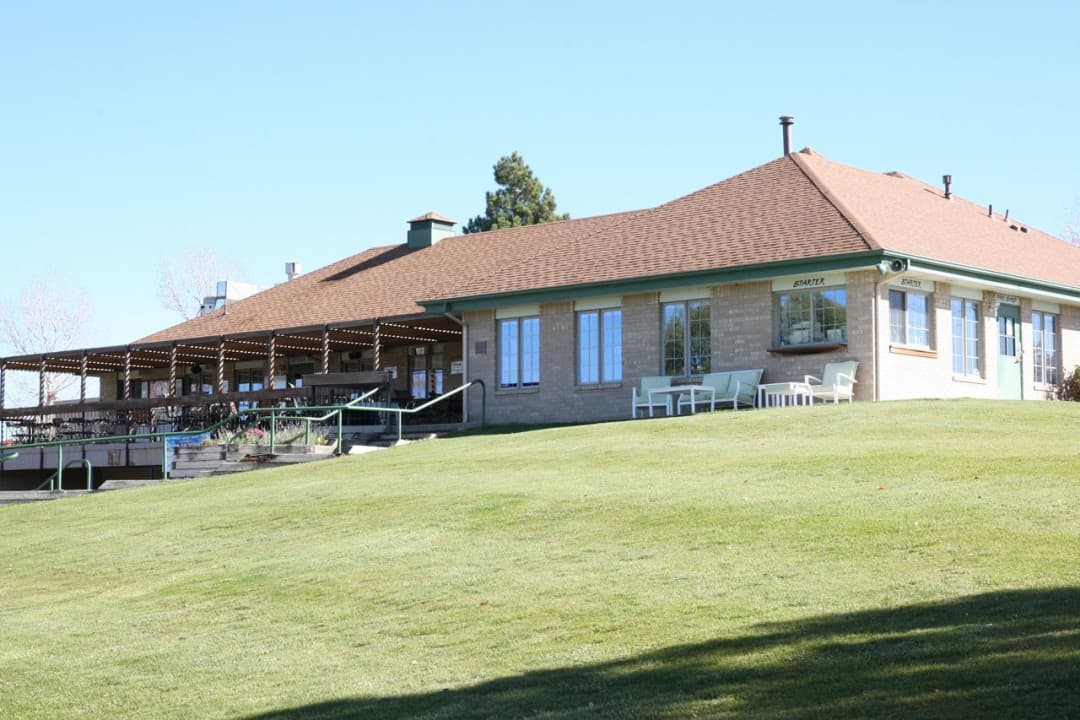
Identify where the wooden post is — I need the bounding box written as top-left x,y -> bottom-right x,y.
321,325 -> 330,374
168,343 -> 178,398
267,332 -> 276,389
123,347 -> 132,400
373,320 -> 381,371
80,352 -> 88,403
216,338 -> 226,394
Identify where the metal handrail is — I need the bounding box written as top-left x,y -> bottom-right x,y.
222,386 -> 384,449
0,381 -> 488,487
35,458 -> 93,492
338,380 -> 485,443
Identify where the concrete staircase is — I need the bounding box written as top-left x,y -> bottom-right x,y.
169,444 -> 337,479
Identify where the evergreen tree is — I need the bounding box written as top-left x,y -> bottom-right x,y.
463,152 -> 569,234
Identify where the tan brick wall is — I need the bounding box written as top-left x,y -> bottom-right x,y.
461,275 -> 1080,425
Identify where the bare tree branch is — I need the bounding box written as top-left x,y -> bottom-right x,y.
0,277 -> 92,405
156,248 -> 246,320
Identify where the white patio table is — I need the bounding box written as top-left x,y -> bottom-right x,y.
756,382 -> 811,408
648,384 -> 716,415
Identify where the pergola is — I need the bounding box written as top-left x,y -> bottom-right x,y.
0,314 -> 463,413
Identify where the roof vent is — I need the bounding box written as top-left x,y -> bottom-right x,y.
779,116 -> 794,155
285,262 -> 302,281
407,212 -> 456,249
943,174 -> 952,200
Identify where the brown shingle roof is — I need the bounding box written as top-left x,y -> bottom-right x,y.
135,210 -> 635,344
792,149 -> 1080,288
136,149 -> 1080,346
432,154 -> 874,300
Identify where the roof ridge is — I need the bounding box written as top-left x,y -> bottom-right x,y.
453,209 -> 636,239
424,209 -> 648,302
788,151 -> 881,252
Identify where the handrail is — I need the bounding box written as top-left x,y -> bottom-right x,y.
222,386 -> 384,450
0,451 -> 17,463
0,381 -> 485,487
35,458 -> 93,492
336,380 -> 485,443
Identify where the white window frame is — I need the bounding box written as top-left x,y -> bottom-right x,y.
951,297 -> 981,377
499,316 -> 540,388
577,308 -> 622,385
889,289 -> 931,347
1032,311 -> 1060,386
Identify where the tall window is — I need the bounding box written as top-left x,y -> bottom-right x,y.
662,300 -> 710,376
578,308 -> 622,384
951,298 -> 980,376
499,317 -> 540,388
889,290 -> 930,346
776,288 -> 847,347
235,369 -> 265,410
1032,311 -> 1060,385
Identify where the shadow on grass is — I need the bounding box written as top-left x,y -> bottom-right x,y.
242,588 -> 1079,719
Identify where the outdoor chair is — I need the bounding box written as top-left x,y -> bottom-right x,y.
631,376 -> 673,418
803,360 -> 859,404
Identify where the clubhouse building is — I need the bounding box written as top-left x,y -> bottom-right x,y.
3,130 -> 1080,435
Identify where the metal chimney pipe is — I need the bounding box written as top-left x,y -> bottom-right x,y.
943,174 -> 952,200
779,116 -> 794,155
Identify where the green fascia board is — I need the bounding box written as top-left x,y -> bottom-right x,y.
901,253 -> 1080,302
422,249 -> 1080,313
420,251 -> 890,312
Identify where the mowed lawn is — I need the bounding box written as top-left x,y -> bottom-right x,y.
1,400 -> 1078,719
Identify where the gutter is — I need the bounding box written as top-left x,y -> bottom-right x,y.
421,250 -> 890,313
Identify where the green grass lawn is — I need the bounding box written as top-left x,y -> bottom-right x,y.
1,399 -> 1078,719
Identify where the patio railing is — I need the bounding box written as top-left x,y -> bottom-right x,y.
0,380 -> 486,490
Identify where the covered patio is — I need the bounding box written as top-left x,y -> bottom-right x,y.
0,314 -> 466,446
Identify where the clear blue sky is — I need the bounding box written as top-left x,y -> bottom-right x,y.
2,1 -> 1078,352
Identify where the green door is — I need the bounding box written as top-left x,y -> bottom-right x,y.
997,304 -> 1022,399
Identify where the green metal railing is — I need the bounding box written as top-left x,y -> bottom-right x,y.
0,380 -> 486,489
37,458 -> 94,492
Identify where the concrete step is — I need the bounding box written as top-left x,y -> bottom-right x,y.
173,458 -> 235,470
173,447 -> 228,460
0,490 -> 92,503
98,479 -> 172,490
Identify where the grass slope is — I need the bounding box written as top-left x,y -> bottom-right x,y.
1,400 -> 1078,719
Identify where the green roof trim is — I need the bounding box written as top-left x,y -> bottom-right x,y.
421,251 -> 890,311
899,253 -> 1080,301
422,249 -> 1080,313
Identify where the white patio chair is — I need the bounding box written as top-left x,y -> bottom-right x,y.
804,361 -> 859,404
631,376 -> 673,418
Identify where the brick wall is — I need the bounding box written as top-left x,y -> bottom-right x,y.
460,273 -> 1080,425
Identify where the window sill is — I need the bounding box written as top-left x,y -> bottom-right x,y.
575,382 -> 622,392
889,345 -> 937,359
495,386 -> 540,396
951,374 -> 985,385
767,342 -> 847,356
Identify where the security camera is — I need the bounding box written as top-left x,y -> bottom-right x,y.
876,261 -> 890,276
889,259 -> 908,273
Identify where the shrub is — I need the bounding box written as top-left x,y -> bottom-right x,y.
1058,366 -> 1080,401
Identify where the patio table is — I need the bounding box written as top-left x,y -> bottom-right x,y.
648,384 -> 716,415
756,382 -> 811,408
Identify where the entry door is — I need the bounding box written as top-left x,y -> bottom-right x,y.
997,304 -> 1022,399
